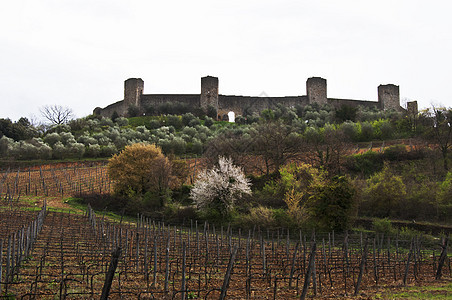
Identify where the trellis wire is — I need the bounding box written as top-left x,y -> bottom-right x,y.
0,205 -> 450,299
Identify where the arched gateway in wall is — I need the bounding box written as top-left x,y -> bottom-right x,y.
94,76 -> 416,119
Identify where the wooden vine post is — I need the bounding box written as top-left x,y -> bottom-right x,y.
435,237 -> 449,280
100,246 -> 122,300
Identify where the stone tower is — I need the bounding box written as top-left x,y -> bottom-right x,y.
124,78 -> 144,107
406,100 -> 418,115
378,84 -> 400,111
307,77 -> 327,105
200,76 -> 219,113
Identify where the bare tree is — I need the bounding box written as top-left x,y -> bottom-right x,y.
252,120 -> 305,175
423,105 -> 452,171
40,105 -> 74,125
204,120 -> 305,175
304,125 -> 354,175
204,131 -> 254,171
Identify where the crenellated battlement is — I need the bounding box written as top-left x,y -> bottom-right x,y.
94,76 -> 412,120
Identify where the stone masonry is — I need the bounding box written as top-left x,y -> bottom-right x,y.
94,76 -> 413,120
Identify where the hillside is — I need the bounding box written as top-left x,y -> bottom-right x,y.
1,104 -> 451,231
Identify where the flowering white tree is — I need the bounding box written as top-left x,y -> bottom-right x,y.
190,156 -> 252,214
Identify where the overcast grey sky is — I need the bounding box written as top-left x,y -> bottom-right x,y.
1,0 -> 451,122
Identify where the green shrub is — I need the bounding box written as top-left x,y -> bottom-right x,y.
253,176 -> 286,208
128,105 -> 141,117
235,115 -> 246,125
144,105 -> 155,115
124,195 -> 146,215
44,132 -> 61,147
172,185 -> 193,205
238,206 -> 276,230
143,191 -> 166,209
246,114 -> 260,124
261,109 -> 276,121
362,164 -> 406,218
437,171 -> 452,206
116,117 -> 129,127
182,113 -> 196,126
272,209 -> 296,229
247,173 -> 280,191
378,120 -> 394,140
291,118 -> 307,133
359,122 -> 374,141
165,205 -> 198,223
166,115 -> 183,130
335,105 -> 357,122
198,207 -> 237,224
383,144 -> 408,161
85,144 -> 101,157
188,118 -> 201,127
207,105 -> 217,119
372,218 -> 394,235
182,126 -> 197,138
52,142 -> 66,159
341,121 -> 359,141
100,143 -> 118,157
77,193 -> 128,213
345,151 -> 383,177
398,226 -> 423,241
188,139 -> 203,155
310,175 -> 356,232
204,117 -> 214,127
147,119 -> 161,129
160,137 -> 186,155
403,180 -> 438,221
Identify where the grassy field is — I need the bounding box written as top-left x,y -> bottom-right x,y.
373,281 -> 452,299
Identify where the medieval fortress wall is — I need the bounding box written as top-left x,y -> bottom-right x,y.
94,76 -> 413,119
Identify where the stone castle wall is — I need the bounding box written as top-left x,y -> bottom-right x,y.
218,95 -> 308,118
327,98 -> 380,110
94,100 -> 127,118
94,76 -> 409,119
140,94 -> 200,110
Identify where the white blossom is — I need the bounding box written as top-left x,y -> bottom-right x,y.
190,156 -> 251,213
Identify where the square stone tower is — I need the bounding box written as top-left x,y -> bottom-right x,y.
124,78 -> 144,107
378,84 -> 400,111
406,100 -> 418,115
200,76 -> 219,113
307,77 -> 327,105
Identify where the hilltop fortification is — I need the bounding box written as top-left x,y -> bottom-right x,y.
94,76 -> 414,120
